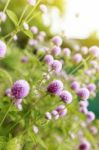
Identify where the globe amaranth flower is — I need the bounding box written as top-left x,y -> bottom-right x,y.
31,26 -> 38,34
56,105 -> 67,117
51,46 -> 61,56
87,83 -> 96,92
77,88 -> 90,100
0,11 -> 6,22
52,36 -> 62,46
28,0 -> 36,6
0,40 -> 7,58
71,81 -> 80,91
51,60 -> 62,73
11,80 -> 30,99
60,90 -> 72,104
47,80 -> 63,95
63,48 -> 71,57
39,4 -> 47,13
44,54 -> 54,65
79,101 -> 89,108
86,111 -> 95,123
89,46 -> 99,57
73,53 -> 83,64
78,140 -> 90,150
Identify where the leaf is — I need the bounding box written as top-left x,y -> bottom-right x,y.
6,9 -> 18,26
23,30 -> 33,38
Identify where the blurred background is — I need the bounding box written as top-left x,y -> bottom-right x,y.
0,0 -> 99,117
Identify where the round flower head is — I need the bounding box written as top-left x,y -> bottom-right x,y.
51,46 -> 61,56
11,80 -> 30,99
47,80 -> 63,95
44,54 -> 53,65
51,60 -> 62,73
13,35 -> 18,41
45,112 -> 52,120
21,56 -> 28,63
51,110 -> 59,120
77,88 -> 90,100
31,26 -> 38,34
28,0 -> 36,6
87,83 -> 96,92
79,107 -> 88,115
60,90 -> 72,104
78,140 -> 90,150
89,46 -> 99,57
0,11 -> 6,22
89,126 -> 98,135
73,53 -> 83,64
56,105 -> 67,117
0,40 -> 7,58
32,125 -> 38,134
23,22 -> 29,30
79,101 -> 89,108
71,81 -> 80,91
81,46 -> 88,55
40,4 -> 47,13
28,39 -> 38,46
63,48 -> 71,57
86,111 -> 95,123
52,36 -> 62,46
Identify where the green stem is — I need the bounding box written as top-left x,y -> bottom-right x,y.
18,5 -> 29,25
27,11 -> 41,23
25,0 -> 41,22
3,0 -> 11,12
0,68 -> 13,85
0,102 -> 13,127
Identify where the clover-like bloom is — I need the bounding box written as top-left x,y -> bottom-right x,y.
71,81 -> 80,91
60,90 -> 72,104
0,11 -> 6,22
86,111 -> 95,123
44,54 -> 54,65
77,88 -> 90,100
51,46 -> 61,56
78,140 -> 90,150
87,83 -> 96,92
47,80 -> 63,95
51,60 -> 62,73
52,36 -> 62,46
0,40 -> 7,58
11,80 -> 30,99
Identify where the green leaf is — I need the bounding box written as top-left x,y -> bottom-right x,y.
23,30 -> 33,38
6,9 -> 18,26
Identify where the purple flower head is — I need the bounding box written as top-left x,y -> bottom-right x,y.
52,36 -> 62,46
11,80 -> 30,99
0,40 -> 7,58
79,101 -> 89,108
28,0 -> 36,6
87,83 -> 96,92
0,12 -> 6,22
51,110 -> 59,120
51,60 -> 62,73
47,80 -> 63,95
56,105 -> 67,117
44,54 -> 54,65
77,88 -> 90,100
31,26 -> 38,34
79,107 -> 88,115
89,46 -> 99,57
45,112 -> 52,120
28,39 -> 38,46
73,53 -> 83,64
71,81 -> 80,91
81,46 -> 88,55
21,56 -> 28,63
5,88 -> 11,97
40,4 -> 47,13
63,48 -> 71,57
60,90 -> 72,104
79,140 -> 90,150
86,111 -> 95,123
51,46 -> 61,56
89,126 -> 98,135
